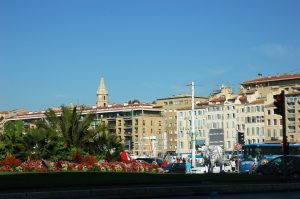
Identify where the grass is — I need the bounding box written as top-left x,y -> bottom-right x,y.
0,172 -> 287,191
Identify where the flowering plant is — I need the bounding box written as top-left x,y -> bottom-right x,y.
0,155 -> 164,174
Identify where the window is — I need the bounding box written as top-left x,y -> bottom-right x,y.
268,129 -> 271,137
274,119 -> 277,125
227,141 -> 231,148
256,106 -> 260,112
267,119 -> 271,126
180,142 -> 184,149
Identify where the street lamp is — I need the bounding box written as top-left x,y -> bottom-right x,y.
190,82 -> 196,168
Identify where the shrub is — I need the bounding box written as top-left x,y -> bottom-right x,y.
0,155 -> 22,168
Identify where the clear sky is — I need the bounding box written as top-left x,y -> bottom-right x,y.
1,0 -> 300,111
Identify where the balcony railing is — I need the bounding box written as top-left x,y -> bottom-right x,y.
288,113 -> 295,118
124,125 -> 132,129
124,132 -> 132,136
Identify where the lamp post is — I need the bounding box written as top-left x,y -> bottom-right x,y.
191,81 -> 196,168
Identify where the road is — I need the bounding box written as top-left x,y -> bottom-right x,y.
154,191 -> 300,199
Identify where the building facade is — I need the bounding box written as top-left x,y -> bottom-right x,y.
154,94 -> 208,153
176,106 -> 207,155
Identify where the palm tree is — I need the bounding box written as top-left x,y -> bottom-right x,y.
84,123 -> 124,161
39,105 -> 95,158
17,105 -> 124,161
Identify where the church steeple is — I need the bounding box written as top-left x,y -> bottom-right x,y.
96,77 -> 108,107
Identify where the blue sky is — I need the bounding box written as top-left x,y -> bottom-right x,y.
1,0 -> 300,111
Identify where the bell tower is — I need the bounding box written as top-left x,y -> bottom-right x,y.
96,77 -> 108,107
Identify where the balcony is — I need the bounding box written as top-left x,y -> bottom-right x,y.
108,125 -> 116,129
288,121 -> 295,126
123,116 -> 132,120
288,113 -> 295,118
288,105 -> 295,110
124,125 -> 132,129
289,130 -> 295,134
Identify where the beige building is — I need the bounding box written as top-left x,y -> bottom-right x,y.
154,94 -> 208,153
8,104 -> 163,157
0,111 -> 8,132
176,106 -> 208,155
284,92 -> 300,143
241,73 -> 300,143
7,78 -> 164,157
0,109 -> 28,132
93,103 -> 163,157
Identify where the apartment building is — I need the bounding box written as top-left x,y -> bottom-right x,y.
175,74 -> 300,152
154,94 -> 208,153
243,100 -> 265,144
176,106 -> 207,155
285,92 -> 300,143
8,104 -> 163,157
0,109 -> 28,132
241,73 -> 300,143
7,78 -> 164,157
93,104 -> 163,157
0,111 -> 8,131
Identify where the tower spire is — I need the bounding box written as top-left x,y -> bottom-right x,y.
96,77 -> 108,107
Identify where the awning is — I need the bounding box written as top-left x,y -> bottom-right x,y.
196,140 -> 205,145
188,154 -> 203,158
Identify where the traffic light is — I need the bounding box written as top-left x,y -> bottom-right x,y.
273,92 -> 284,116
237,132 -> 245,144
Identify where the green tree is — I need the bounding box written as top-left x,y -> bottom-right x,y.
84,123 -> 124,161
37,105 -> 95,160
21,123 -> 65,161
0,120 -> 25,159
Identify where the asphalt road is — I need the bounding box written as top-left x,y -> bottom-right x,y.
154,191 -> 300,199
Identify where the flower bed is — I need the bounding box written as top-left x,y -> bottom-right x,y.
0,155 -> 164,173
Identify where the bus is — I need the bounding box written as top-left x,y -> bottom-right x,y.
239,143 -> 300,173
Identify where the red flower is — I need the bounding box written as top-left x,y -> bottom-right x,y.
0,155 -> 22,167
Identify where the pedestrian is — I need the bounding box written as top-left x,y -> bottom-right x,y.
121,150 -> 130,163
185,159 -> 192,174
161,159 -> 168,169
230,158 -> 236,172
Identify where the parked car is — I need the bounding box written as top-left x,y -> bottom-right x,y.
164,163 -> 186,174
135,157 -> 163,167
255,155 -> 300,180
191,162 -> 208,174
223,160 -> 232,173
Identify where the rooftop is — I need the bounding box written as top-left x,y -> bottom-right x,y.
241,73 -> 300,85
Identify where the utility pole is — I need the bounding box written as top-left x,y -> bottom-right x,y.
191,81 -> 196,168
273,90 -> 287,177
141,105 -> 144,156
281,91 -> 288,178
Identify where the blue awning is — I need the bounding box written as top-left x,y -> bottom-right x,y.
188,154 -> 203,158
196,140 -> 205,145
